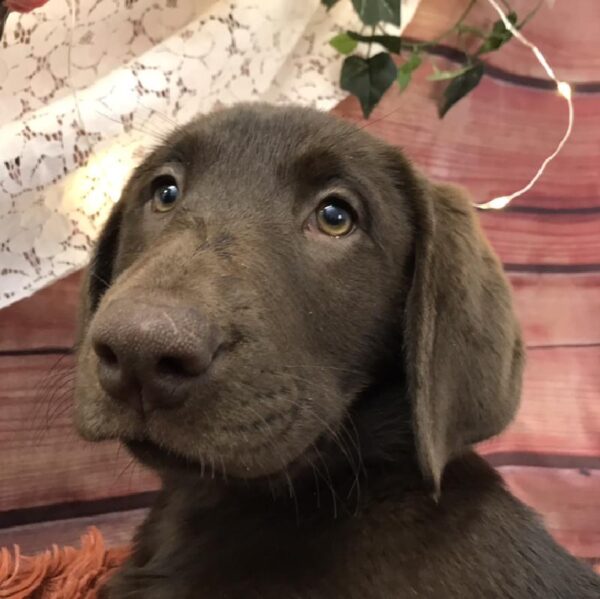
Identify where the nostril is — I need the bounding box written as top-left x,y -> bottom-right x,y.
89,300 -> 221,412
156,355 -> 204,378
94,342 -> 119,367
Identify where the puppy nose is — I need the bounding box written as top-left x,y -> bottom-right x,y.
90,298 -> 221,413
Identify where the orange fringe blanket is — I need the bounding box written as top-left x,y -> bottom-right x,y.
0,528 -> 128,598
1,527 -> 597,597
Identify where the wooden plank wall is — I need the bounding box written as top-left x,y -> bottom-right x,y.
0,0 -> 598,572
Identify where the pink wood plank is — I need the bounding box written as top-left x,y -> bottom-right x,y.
2,469 -> 597,570
498,465 -> 600,560
406,0 -> 600,83
479,211 -> 600,267
331,68 -> 600,211
0,354 -> 159,512
1,345 -> 598,512
0,509 -> 146,556
509,273 -> 600,347
0,271 -> 81,352
480,346 -> 600,458
1,267 -> 598,365
3,469 -> 599,567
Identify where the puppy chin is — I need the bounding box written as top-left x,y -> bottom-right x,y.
219,435 -> 320,480
125,430 -> 317,481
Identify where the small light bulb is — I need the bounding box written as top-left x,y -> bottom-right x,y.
557,81 -> 572,100
478,196 -> 511,211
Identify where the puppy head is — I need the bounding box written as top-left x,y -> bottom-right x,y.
74,104 -> 523,488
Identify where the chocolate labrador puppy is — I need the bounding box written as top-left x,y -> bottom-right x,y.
74,104 -> 599,598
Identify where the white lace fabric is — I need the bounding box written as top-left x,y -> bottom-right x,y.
0,0 -> 419,308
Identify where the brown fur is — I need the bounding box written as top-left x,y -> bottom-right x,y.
74,104 -> 599,598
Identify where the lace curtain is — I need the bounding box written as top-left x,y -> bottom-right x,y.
0,0 -> 421,308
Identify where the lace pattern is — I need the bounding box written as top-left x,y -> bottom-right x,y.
0,0 -> 419,307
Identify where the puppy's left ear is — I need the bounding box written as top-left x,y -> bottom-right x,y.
76,201 -> 123,345
403,177 -> 524,492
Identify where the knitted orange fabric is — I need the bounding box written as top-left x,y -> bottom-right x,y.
0,528 -> 128,598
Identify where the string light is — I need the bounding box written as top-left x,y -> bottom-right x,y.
475,0 -> 574,210
61,0 -> 572,214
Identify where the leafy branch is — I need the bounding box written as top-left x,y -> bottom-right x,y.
324,0 -> 541,118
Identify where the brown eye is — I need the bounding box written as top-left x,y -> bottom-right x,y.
151,175 -> 180,212
316,199 -> 356,237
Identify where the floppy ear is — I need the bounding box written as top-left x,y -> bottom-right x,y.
76,202 -> 123,344
404,181 -> 524,492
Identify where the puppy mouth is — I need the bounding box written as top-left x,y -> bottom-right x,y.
123,425 -> 307,478
122,418 -> 329,481
78,365 -> 337,478
124,439 -> 201,472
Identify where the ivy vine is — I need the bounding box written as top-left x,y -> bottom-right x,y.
324,0 -> 542,118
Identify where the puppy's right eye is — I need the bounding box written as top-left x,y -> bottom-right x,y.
315,199 -> 356,237
151,175 -> 180,213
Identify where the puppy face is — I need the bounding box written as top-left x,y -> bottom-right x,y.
74,105 -> 419,479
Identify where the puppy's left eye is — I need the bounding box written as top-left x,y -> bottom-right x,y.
151,176 -> 180,212
316,198 -> 356,237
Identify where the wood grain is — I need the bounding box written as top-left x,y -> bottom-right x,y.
331,68 -> 600,211
406,0 -> 600,84
3,468 -> 599,567
0,271 -> 81,353
0,354 -> 159,513
0,0 -> 598,565
499,465 -> 600,560
1,344 -> 597,513
509,274 -> 600,347
480,346 -> 600,458
0,509 -> 146,556
1,272 -> 598,352
480,211 -> 600,267
4,468 -> 598,568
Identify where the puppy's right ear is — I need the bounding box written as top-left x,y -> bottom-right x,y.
402,178 -> 524,493
76,202 -> 123,343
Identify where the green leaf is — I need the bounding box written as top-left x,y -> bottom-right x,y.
397,52 -> 421,90
347,31 -> 401,54
396,69 -> 411,91
477,11 -> 518,55
322,0 -> 340,9
330,32 -> 358,55
351,0 -> 401,26
404,51 -> 422,71
427,65 -> 474,82
439,62 -> 485,117
341,53 -> 397,118
456,24 -> 487,39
